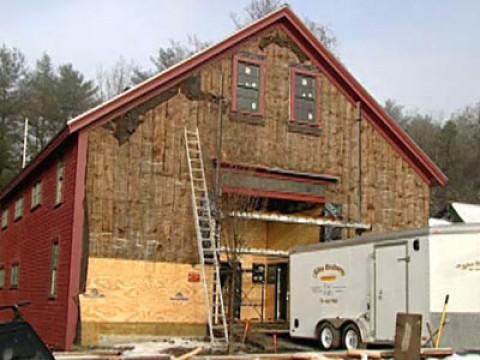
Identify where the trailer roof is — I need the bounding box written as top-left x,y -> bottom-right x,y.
290,223 -> 480,254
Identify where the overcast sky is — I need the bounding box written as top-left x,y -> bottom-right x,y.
1,0 -> 479,116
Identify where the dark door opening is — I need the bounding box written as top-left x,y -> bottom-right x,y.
275,263 -> 288,321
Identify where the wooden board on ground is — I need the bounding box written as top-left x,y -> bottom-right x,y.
347,348 -> 453,359
394,313 -> 422,360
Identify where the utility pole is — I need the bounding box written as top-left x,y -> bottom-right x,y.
356,102 -> 362,224
22,117 -> 29,168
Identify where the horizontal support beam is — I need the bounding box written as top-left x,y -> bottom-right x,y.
214,159 -> 339,184
218,246 -> 288,257
222,186 -> 326,204
228,211 -> 371,230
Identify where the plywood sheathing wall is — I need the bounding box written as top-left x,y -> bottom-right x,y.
79,258 -> 212,345
81,26 -> 430,340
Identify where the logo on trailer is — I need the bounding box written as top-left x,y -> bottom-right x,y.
312,264 -> 345,283
456,259 -> 480,271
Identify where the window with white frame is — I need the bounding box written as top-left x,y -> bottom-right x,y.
49,241 -> 60,298
11,264 -> 19,289
31,181 -> 42,209
56,160 -> 64,205
14,197 -> 24,220
1,208 -> 7,229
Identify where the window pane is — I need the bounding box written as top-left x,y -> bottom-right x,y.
295,75 -> 316,100
11,265 -> 19,288
237,87 -> 260,113
50,270 -> 57,298
15,198 -> 23,219
295,98 -> 316,123
50,242 -> 60,298
1,209 -> 7,228
238,62 -> 260,88
56,160 -> 64,205
0,268 -> 4,288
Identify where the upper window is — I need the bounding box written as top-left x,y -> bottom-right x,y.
56,159 -> 65,205
232,55 -> 265,116
31,181 -> 42,209
290,67 -> 320,126
14,197 -> 24,220
11,263 -> 19,289
1,208 -> 7,229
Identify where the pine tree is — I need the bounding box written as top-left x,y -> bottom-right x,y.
0,45 -> 27,187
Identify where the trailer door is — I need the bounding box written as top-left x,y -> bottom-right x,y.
375,244 -> 408,341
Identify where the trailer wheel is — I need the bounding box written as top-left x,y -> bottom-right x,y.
342,323 -> 361,350
317,322 -> 340,350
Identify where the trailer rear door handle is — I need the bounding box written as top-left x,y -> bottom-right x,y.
397,256 -> 410,262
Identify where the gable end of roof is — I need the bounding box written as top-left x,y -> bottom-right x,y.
0,6 -> 447,201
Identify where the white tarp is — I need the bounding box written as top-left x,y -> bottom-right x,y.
451,202 -> 480,223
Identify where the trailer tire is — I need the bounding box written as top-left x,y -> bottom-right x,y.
316,322 -> 341,350
341,323 -> 361,350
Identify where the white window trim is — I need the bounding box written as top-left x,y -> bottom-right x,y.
56,160 -> 65,206
14,197 -> 24,220
1,209 -> 7,229
31,181 -> 42,209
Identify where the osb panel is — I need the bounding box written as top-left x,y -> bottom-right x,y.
222,219 -> 267,250
80,258 -> 209,324
85,26 -> 430,264
267,222 -> 319,251
264,284 -> 276,321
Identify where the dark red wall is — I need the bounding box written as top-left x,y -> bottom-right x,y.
0,137 -> 78,350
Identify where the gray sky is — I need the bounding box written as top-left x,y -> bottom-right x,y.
1,0 -> 479,116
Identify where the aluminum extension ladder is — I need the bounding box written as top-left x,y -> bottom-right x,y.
184,127 -> 229,343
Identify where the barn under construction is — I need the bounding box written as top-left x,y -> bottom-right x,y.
0,6 -> 446,350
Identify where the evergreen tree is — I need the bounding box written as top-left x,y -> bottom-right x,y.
56,63 -> 98,120
24,55 -> 98,157
0,45 -> 27,187
23,54 -> 62,154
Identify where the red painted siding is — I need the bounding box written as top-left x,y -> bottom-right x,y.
0,136 -> 78,350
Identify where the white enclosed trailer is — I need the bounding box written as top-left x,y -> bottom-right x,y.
289,224 -> 480,351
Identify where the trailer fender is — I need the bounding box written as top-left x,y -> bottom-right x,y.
354,317 -> 370,342
321,317 -> 350,330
